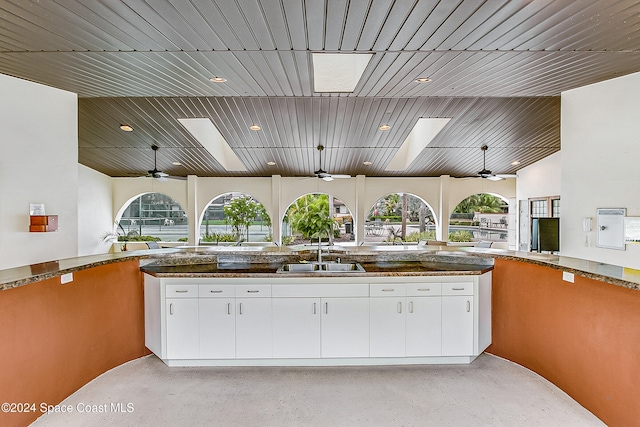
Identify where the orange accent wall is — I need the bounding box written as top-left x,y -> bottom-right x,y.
487,259 -> 640,427
0,261 -> 148,427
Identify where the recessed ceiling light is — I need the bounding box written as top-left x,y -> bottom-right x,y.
249,125 -> 261,131
379,124 -> 391,131
172,161 -> 182,166
119,124 -> 133,132
363,161 -> 372,166
511,160 -> 520,166
415,77 -> 432,83
209,76 -> 227,83
267,161 -> 276,166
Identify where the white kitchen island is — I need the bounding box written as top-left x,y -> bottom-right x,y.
144,272 -> 492,367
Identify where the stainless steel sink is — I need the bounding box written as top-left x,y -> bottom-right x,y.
278,263 -> 319,272
277,262 -> 365,273
321,263 -> 365,272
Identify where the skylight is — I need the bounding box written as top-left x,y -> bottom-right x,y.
178,118 -> 247,171
385,118 -> 451,171
312,53 -> 372,92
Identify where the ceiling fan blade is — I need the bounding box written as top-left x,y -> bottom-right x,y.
322,176 -> 334,182
330,174 -> 351,179
495,174 -> 517,179
486,175 -> 503,181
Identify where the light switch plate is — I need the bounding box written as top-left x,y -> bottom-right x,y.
60,273 -> 73,284
562,271 -> 574,283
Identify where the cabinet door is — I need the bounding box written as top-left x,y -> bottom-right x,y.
272,298 -> 321,358
441,296 -> 474,356
236,298 -> 272,358
406,297 -> 441,357
321,298 -> 369,358
199,298 -> 235,359
370,297 -> 405,357
166,298 -> 199,359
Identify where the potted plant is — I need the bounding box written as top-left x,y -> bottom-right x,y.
102,222 -> 139,251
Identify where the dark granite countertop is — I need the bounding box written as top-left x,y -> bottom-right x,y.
2,245 -> 640,291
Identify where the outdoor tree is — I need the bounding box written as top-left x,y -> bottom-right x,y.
223,196 -> 262,241
286,194 -> 335,241
454,193 -> 505,214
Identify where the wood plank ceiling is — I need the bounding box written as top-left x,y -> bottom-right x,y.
0,0 -> 639,178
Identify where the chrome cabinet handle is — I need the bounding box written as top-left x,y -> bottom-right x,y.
175,290 -> 188,293
409,301 -> 414,313
247,290 -> 260,293
382,289 -> 394,292
417,288 -> 430,292
210,290 -> 223,293
452,287 -> 465,291
239,302 -> 243,315
169,303 -> 173,315
467,300 -> 471,312
227,302 -> 231,315
325,302 -> 328,314
397,302 -> 402,314
313,302 -> 317,315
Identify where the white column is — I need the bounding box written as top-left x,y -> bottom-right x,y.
187,175 -> 198,245
437,175 -> 451,242
271,175 -> 282,245
355,175 -> 367,245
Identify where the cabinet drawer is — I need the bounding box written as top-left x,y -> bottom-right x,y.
442,282 -> 474,296
370,284 -> 406,297
199,284 -> 235,298
407,283 -> 441,296
235,284 -> 271,297
166,284 -> 199,298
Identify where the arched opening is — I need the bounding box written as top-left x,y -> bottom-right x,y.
450,193 -> 509,246
282,193 -> 354,246
116,192 -> 188,245
364,193 -> 436,244
200,193 -> 271,245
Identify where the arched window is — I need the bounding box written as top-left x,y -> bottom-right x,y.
282,193 -> 353,246
200,193 -> 270,244
450,193 -> 509,244
364,193 -> 435,244
118,193 -> 188,243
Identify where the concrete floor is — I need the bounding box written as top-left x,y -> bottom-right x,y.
31,353 -> 604,427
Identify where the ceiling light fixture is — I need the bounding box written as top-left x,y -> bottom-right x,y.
415,77 -> 432,83
249,125 -> 261,131
363,161 -> 372,166
209,76 -> 227,83
511,160 -> 521,166
379,124 -> 391,131
119,124 -> 133,132
267,161 -> 276,166
172,161 -> 182,166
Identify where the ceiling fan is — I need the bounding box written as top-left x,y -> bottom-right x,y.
477,145 -> 517,181
146,145 -> 184,181
314,145 -> 351,181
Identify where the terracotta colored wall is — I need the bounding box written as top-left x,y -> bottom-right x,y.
488,259 -> 640,427
0,261 -> 148,427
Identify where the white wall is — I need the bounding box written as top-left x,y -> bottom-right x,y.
77,164 -> 113,255
516,151 -> 562,250
0,74 -> 78,270
561,71 -> 640,269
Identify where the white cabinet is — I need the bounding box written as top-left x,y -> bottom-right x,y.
166,298 -> 199,359
199,298 -> 235,358
236,297 -> 272,358
406,296 -> 442,357
370,296 -> 406,357
441,282 -> 474,356
144,272 -> 491,366
321,298 -> 370,358
272,298 -> 321,358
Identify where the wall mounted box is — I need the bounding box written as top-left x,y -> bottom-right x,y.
29,215 -> 58,232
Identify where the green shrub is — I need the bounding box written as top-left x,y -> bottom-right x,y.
201,232 -> 237,243
404,231 -> 437,242
177,237 -> 188,242
448,230 -> 474,242
281,235 -> 294,246
118,235 -> 160,242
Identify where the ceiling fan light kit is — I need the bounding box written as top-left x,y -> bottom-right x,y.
477,145 -> 517,181
313,145 -> 351,181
